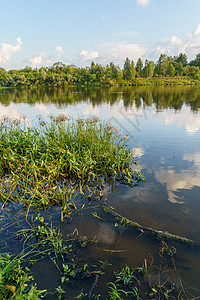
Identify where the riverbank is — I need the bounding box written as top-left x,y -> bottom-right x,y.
0,76 -> 200,90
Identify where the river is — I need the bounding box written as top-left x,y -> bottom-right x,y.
0,86 -> 200,298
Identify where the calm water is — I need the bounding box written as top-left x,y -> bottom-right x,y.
0,86 -> 200,297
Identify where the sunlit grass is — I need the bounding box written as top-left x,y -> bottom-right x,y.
0,115 -> 142,210
0,250 -> 46,299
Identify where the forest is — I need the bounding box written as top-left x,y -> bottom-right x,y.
1,52 -> 200,88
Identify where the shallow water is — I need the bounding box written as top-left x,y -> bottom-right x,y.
0,86 -> 200,298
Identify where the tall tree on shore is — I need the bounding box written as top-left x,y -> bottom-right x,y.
109,62 -> 120,79
190,53 -> 200,67
136,58 -> 143,77
143,60 -> 154,78
130,60 -> 136,79
174,53 -> 188,67
166,63 -> 175,76
155,54 -> 170,76
123,57 -> 131,80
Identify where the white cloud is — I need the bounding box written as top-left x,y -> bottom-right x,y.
34,103 -> 48,113
170,35 -> 183,46
155,168 -> 200,204
132,147 -> 145,158
183,153 -> 200,166
0,37 -> 22,65
79,43 -> 145,66
104,42 -> 146,65
151,24 -> 200,61
137,0 -> 152,7
0,103 -> 21,120
45,59 -> 52,65
97,223 -> 117,244
155,152 -> 200,204
80,50 -> 99,61
0,103 -> 31,126
83,104 -> 100,116
194,24 -> 200,35
164,109 -> 200,134
29,52 -> 46,68
55,46 -> 64,57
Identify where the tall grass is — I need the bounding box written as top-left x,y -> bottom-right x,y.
0,115 -> 142,209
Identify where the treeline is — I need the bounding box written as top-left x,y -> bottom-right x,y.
1,52 -> 200,88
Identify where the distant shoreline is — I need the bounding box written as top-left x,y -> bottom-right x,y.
1,77 -> 200,89
1,54 -> 200,88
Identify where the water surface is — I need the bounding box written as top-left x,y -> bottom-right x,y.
0,86 -> 200,297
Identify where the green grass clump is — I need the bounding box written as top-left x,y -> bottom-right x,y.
0,115 -> 141,208
0,252 -> 46,299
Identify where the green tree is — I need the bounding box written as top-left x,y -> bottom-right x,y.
155,54 -> 169,76
123,57 -> 131,80
130,60 -> 136,80
190,53 -> 200,67
176,62 -> 183,76
166,63 -> 175,76
51,62 -> 66,73
174,53 -> 188,66
143,60 -> 154,78
187,66 -> 200,78
136,58 -> 143,77
41,69 -> 47,82
109,62 -> 120,79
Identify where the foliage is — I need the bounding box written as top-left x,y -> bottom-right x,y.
55,285 -> 66,300
0,252 -> 46,299
1,52 -> 200,88
0,115 -> 141,221
114,265 -> 138,286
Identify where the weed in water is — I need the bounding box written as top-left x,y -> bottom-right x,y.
55,285 -> 66,300
107,282 -> 132,299
75,289 -> 88,299
0,115 -> 143,217
0,252 -> 46,299
114,265 -> 138,287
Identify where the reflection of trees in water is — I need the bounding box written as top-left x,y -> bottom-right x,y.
1,86 -> 200,111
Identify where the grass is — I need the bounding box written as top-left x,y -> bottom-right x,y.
0,115 -> 142,213
2,114 -> 197,299
0,250 -> 46,299
0,114 -> 144,298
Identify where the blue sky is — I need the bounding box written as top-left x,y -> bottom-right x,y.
1,0 -> 200,69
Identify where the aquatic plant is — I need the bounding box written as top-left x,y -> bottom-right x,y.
75,289 -> 88,299
0,115 -> 142,215
107,282 -> 133,299
0,251 -> 46,299
114,265 -> 139,286
55,285 -> 66,300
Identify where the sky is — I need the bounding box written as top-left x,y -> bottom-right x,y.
1,0 -> 200,70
